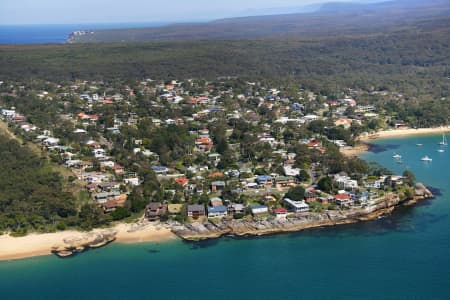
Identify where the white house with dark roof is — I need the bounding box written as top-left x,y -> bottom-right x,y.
283,198 -> 310,213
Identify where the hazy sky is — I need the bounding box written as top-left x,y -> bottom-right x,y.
0,0 -> 379,25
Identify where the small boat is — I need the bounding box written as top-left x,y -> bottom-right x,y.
392,153 -> 402,159
439,133 -> 448,146
416,144 -> 423,147
421,155 -> 433,162
437,149 -> 445,153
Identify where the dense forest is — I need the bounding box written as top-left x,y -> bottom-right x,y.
66,0 -> 450,43
0,1 -> 448,234
0,134 -> 109,234
1,21 -> 450,99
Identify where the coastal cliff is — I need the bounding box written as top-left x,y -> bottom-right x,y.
172,184 -> 434,241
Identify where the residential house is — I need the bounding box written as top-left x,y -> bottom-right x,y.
11,114 -> 26,123
256,175 -> 273,188
209,197 -> 223,207
1,109 -> 16,117
208,153 -> 221,165
275,176 -> 296,189
334,174 -> 359,190
333,140 -> 347,147
228,203 -> 245,215
334,118 -> 353,129
283,165 -> 300,177
187,205 -> 206,219
207,205 -> 228,219
124,176 -> 140,186
303,114 -> 319,122
85,183 -> 98,193
283,198 -> 310,213
145,202 -> 167,221
305,191 -> 319,203
86,140 -> 101,149
66,159 -> 82,168
152,165 -> 169,175
318,197 -> 330,205
390,175 -> 404,187
97,182 -> 120,192
80,172 -> 110,183
175,177 -> 189,187
307,140 -> 322,149
273,208 -> 289,219
364,176 -> 386,189
211,181 -> 226,193
93,191 -> 120,204
355,191 -> 370,204
100,161 -> 115,170
93,148 -> 106,159
333,192 -> 353,206
43,137 -> 60,147
251,205 -> 269,215
195,137 -> 213,152
102,194 -> 127,213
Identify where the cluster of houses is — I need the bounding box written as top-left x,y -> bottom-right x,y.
141,180 -> 392,222
0,78 -> 406,224
1,107 -> 36,132
0,106 -> 137,214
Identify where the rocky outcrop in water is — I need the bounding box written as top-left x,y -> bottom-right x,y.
51,231 -> 116,258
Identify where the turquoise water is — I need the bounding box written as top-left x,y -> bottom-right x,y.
1,134 -> 450,299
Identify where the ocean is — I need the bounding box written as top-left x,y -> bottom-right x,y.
0,23 -> 168,44
0,134 -> 449,299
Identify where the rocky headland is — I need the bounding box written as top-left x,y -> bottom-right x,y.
172,183 -> 434,241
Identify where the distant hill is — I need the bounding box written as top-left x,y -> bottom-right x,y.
236,3 -> 323,17
67,0 -> 450,43
2,14 -> 449,94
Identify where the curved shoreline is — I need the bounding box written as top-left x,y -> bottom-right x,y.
340,126 -> 450,157
360,126 -> 450,141
1,127 -> 446,262
0,186 -> 434,261
172,189 -> 433,242
0,223 -> 176,261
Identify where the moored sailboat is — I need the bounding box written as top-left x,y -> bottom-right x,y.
421,155 -> 433,162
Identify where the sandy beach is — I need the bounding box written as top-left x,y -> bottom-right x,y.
360,126 -> 450,141
2,126 -> 448,261
340,144 -> 370,157
340,126 -> 450,157
0,222 -> 176,261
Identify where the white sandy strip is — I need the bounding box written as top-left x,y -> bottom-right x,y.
0,223 -> 176,261
360,126 -> 450,141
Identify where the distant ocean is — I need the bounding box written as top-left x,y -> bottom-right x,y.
0,23 -> 168,44
1,134 -> 449,299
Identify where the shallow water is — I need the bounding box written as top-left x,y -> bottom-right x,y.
1,134 -> 449,299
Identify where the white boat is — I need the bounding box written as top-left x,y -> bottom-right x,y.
437,149 -> 445,153
392,153 -> 402,159
439,133 -> 448,146
421,155 -> 433,162
416,144 -> 423,147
